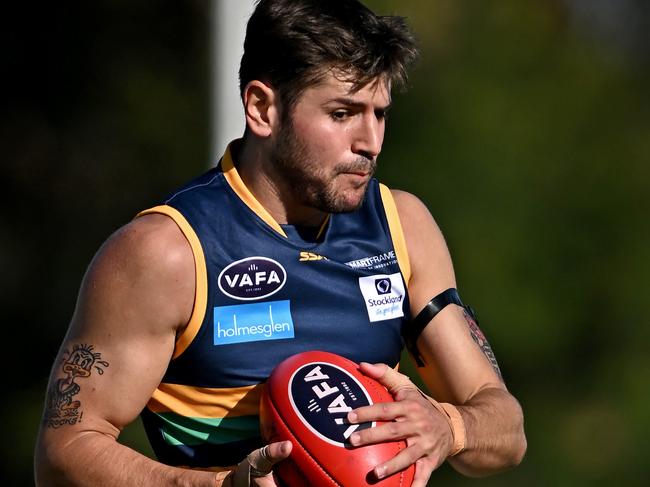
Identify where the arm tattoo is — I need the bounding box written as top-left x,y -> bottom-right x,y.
463,309 -> 503,380
44,343 -> 109,428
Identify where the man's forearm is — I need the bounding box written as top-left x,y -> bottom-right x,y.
449,387 -> 527,477
35,432 -> 227,487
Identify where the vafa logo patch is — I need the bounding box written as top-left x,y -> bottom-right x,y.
289,362 -> 374,447
218,256 -> 287,301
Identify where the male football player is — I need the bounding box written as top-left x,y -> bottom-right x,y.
35,1 -> 526,485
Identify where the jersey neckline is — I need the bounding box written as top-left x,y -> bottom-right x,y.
220,142 -> 329,242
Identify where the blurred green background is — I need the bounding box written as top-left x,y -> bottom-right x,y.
3,0 -> 648,485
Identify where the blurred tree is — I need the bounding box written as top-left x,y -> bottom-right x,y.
1,1 -> 209,483
371,0 -> 650,484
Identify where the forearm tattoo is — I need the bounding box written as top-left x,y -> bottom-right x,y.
44,343 -> 109,428
463,309 -> 503,380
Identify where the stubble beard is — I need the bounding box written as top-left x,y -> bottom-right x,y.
270,121 -> 377,214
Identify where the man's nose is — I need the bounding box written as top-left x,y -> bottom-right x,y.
351,115 -> 383,160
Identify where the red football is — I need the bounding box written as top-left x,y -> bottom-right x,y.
260,351 -> 415,487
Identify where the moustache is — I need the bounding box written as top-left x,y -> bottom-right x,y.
335,157 -> 377,175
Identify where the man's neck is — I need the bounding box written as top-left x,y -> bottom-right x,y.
233,138 -> 327,227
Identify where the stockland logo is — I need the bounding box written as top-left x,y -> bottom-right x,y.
375,278 -> 391,295
358,273 -> 405,323
213,300 -> 295,346
218,256 -> 287,301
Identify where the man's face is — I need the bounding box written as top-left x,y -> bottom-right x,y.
270,73 -> 391,213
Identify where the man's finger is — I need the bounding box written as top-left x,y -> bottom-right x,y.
372,443 -> 425,481
348,400 -> 404,424
247,446 -> 274,477
348,417 -> 416,446
230,441 -> 292,486
358,362 -> 417,395
411,458 -> 436,487
257,441 -> 292,465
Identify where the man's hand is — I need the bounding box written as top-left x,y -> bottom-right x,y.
228,441 -> 292,487
347,363 -> 453,487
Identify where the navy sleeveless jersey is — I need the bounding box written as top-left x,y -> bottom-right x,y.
138,145 -> 412,470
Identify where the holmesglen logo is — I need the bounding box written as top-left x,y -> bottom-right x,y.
213,300 -> 295,346
218,256 -> 287,301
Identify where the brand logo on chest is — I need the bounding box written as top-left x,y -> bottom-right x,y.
218,256 -> 287,301
358,273 -> 405,322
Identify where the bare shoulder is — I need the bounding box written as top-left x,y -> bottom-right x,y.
390,189 -> 447,248
390,189 -> 432,221
389,189 -> 456,310
99,213 -> 192,271
76,213 -> 195,336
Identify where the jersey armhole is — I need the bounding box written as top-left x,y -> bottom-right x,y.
379,184 -> 412,285
136,205 -> 208,359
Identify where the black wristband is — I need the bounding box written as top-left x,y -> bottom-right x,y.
403,288 -> 464,367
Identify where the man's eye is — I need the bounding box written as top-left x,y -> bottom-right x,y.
331,110 -> 349,120
376,110 -> 388,121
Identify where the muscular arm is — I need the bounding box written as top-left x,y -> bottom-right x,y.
394,189 -> 526,476
34,215 -> 224,486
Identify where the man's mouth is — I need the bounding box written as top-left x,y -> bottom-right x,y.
345,170 -> 369,177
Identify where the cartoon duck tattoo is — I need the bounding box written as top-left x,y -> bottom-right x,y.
45,344 -> 109,428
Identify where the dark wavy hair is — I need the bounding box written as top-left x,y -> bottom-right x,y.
239,0 -> 419,115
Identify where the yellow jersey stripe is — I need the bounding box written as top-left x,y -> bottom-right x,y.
221,145 -> 288,238
315,214 -> 331,240
147,382 -> 263,418
136,205 -> 208,359
379,184 -> 411,284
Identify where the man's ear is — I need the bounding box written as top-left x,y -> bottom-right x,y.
243,80 -> 280,138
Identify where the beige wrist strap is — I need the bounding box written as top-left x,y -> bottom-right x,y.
423,395 -> 466,457
439,402 -> 466,456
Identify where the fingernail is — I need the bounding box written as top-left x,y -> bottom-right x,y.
375,465 -> 387,479
281,441 -> 291,454
349,433 -> 360,445
348,412 -> 358,422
